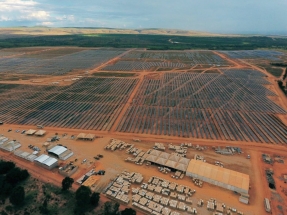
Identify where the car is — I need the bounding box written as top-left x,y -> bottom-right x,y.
98,170 -> 105,175
21,130 -> 26,134
8,129 -> 12,132
81,159 -> 87,164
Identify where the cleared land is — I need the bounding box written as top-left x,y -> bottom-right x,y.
0,47 -> 287,215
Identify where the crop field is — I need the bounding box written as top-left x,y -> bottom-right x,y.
0,77 -> 138,130
220,50 -> 284,61
0,49 -> 125,75
102,61 -> 186,71
117,70 -> 287,143
122,51 -> 230,65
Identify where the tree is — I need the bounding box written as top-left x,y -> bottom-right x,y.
75,186 -> 91,207
121,208 -> 136,215
0,161 -> 15,175
90,192 -> 100,207
5,168 -> 29,185
9,186 -> 25,206
61,177 -> 74,191
103,201 -> 120,215
39,199 -> 49,214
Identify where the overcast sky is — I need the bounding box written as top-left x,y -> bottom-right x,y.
0,0 -> 286,35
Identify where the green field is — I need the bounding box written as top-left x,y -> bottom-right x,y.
1,34 -> 287,50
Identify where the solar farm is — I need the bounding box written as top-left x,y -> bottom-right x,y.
0,77 -> 137,130
0,48 -> 286,143
1,47 -> 287,215
0,49 -> 125,75
122,51 -> 230,65
220,50 -> 284,61
116,70 -> 287,143
101,51 -> 231,71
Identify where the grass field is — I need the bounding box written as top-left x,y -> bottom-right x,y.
1,34 -> 287,50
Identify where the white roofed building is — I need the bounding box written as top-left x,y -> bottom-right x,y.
34,154 -> 58,170
48,145 -> 73,160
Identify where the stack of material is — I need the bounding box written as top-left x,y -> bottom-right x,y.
177,202 -> 186,211
153,195 -> 161,203
161,207 -> 171,215
169,200 -> 178,208
154,142 -> 165,151
160,197 -> 169,206
132,194 -> 141,202
207,201 -> 215,211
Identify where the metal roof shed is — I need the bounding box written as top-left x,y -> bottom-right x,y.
48,145 -> 67,156
35,154 -> 49,163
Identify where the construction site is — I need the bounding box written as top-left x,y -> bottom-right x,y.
0,47 -> 287,215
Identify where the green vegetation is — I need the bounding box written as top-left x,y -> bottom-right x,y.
103,201 -> 120,215
1,34 -> 287,50
93,72 -> 136,77
9,186 -> 25,206
61,177 -> 74,191
121,208 -> 137,215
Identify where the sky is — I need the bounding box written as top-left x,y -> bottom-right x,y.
0,0 -> 287,35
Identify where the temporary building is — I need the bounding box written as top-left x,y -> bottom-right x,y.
186,159 -> 249,194
48,145 -> 73,160
175,163 -> 187,172
26,129 -> 37,135
85,133 -> 96,141
146,154 -> 157,163
178,157 -> 190,165
43,142 -> 50,147
34,154 -> 58,170
165,160 -> 177,169
155,157 -> 167,165
146,150 -> 190,172
150,150 -> 161,157
159,152 -> 170,159
169,154 -> 180,162
35,130 -> 46,136
77,133 -> 87,140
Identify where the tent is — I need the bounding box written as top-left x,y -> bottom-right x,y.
149,149 -> 161,157
146,154 -> 157,163
85,133 -> 95,141
169,154 -> 180,162
35,130 -> 46,136
175,163 -> 187,172
159,152 -> 170,159
165,160 -> 177,169
178,157 -> 190,165
25,129 -> 36,135
77,133 -> 87,139
155,157 -> 167,166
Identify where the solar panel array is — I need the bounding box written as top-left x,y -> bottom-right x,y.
102,61 -> 186,71
220,50 -> 284,61
122,51 -> 229,65
117,70 -> 287,143
0,77 -> 138,131
0,49 -> 124,75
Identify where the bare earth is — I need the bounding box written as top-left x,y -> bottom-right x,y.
0,48 -> 286,215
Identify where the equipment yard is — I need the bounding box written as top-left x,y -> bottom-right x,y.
0,47 -> 287,215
